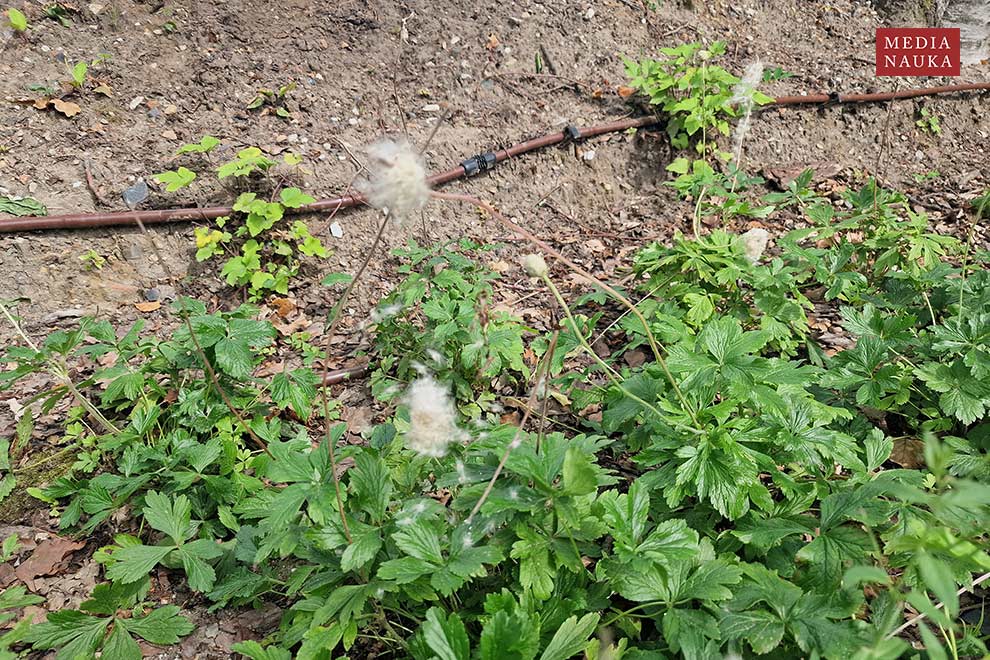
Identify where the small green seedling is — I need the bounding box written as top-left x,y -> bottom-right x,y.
79,249 -> 106,270
43,2 -> 72,26
913,170 -> 940,184
247,82 -> 296,119
5,7 -> 28,31
154,167 -> 196,192
916,106 -> 941,136
176,135 -> 220,155
69,61 -> 88,88
762,66 -> 794,81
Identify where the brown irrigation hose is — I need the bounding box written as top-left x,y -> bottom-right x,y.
0,116 -> 657,233
1,81 -> 988,233
771,81 -> 990,106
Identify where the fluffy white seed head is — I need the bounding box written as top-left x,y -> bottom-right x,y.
730,60 -> 764,164
740,227 -> 770,263
403,376 -> 462,457
521,253 -> 549,278
359,139 -> 430,223
730,61 -> 765,106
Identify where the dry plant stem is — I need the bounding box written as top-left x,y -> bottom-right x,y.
317,211 -> 391,545
0,301 -> 120,435
129,216 -> 272,456
541,275 -> 687,433
886,571 -> 990,639
466,332 -> 556,523
431,190 -> 699,427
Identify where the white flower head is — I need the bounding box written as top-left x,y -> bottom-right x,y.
521,253 -> 549,278
740,227 -> 770,263
359,139 -> 430,223
369,302 -> 404,323
403,376 -> 462,457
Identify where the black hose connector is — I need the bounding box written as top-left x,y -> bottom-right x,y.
564,125 -> 582,141
461,151 -> 498,177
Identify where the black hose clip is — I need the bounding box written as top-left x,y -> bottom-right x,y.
826,91 -> 841,106
461,151 -> 498,177
563,124 -> 582,141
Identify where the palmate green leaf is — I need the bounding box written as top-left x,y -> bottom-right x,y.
510,525 -> 554,600
119,605 -> 194,644
637,518 -> 699,563
24,610 -> 110,659
377,556 -> 436,583
732,515 -> 815,551
340,525 -> 382,573
539,613 -> 600,660
720,609 -> 785,654
393,523 -> 444,564
422,608 -> 470,660
680,560 -> 744,601
270,368 -> 319,420
479,608 -> 541,660
603,560 -> 671,602
106,544 -> 173,584
916,361 -> 990,424
231,640 -> 293,660
176,539 -> 223,592
101,623 -> 142,660
796,525 -> 875,588
143,491 -> 194,545
562,445 -> 597,496
663,608 -> 721,659
350,450 -> 392,524
599,480 -> 650,553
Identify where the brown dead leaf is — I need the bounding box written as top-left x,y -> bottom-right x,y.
617,86 -> 636,98
34,97 -> 51,110
51,99 -> 82,117
273,316 -> 310,336
14,537 -> 86,589
92,84 -> 113,97
270,297 -> 297,319
485,33 -> 500,50
890,438 -> 926,469
134,301 -> 161,312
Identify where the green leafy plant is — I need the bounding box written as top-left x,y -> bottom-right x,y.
154,166 -> 196,192
247,82 -> 297,119
69,61 -> 87,88
624,42 -> 773,154
369,240 -> 529,415
4,7 -> 27,31
916,106 -> 942,136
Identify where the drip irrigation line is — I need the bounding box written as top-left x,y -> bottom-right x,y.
0,116 -> 656,233
1,80 -> 988,233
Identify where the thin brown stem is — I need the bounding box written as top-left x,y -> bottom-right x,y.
129,216 -> 272,456
317,211 -> 391,544
430,190 -> 699,427
466,331 -> 557,523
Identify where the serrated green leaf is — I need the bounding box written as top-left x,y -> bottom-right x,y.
143,491 -> 193,545
422,607 -> 470,660
340,526 -> 382,573
562,445 -> 597,496
101,623 -> 141,660
120,605 -> 194,644
539,613 -> 599,660
106,545 -> 174,584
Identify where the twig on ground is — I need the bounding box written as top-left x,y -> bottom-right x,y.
83,161 -> 110,207
886,571 -> 990,639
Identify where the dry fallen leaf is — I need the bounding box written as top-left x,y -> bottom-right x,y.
134,301 -> 161,312
14,537 -> 86,589
270,297 -> 297,318
485,33 -> 500,50
92,84 -> 113,97
617,86 -> 636,98
51,99 -> 82,117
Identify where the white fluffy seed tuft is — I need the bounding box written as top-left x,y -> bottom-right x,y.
730,60 -> 764,164
359,139 -> 431,223
521,253 -> 549,278
403,376 -> 462,457
740,227 -> 770,263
